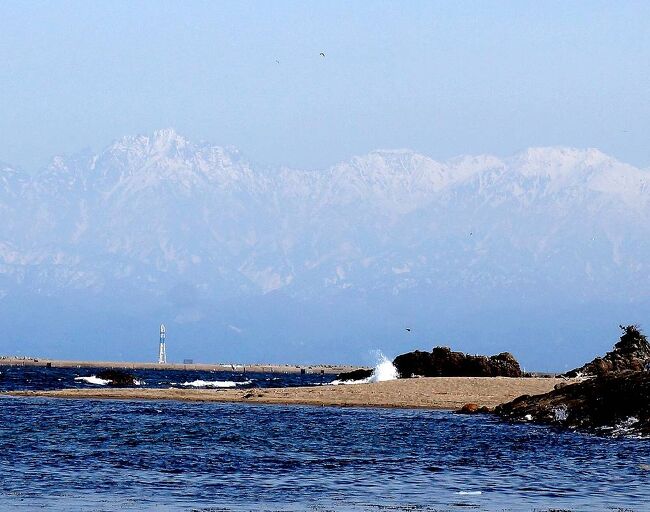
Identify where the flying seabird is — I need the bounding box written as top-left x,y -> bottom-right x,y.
320,52 -> 325,57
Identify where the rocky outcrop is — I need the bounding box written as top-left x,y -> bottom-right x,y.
393,347 -> 522,378
335,368 -> 374,381
495,371 -> 650,437
97,369 -> 136,387
564,325 -> 650,377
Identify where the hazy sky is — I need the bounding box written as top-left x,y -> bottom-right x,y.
1,1 -> 650,171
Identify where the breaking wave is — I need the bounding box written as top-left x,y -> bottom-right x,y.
332,351 -> 398,385
75,376 -> 143,386
178,379 -> 253,388
74,376 -> 110,386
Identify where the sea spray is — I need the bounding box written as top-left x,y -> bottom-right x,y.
177,379 -> 253,388
332,350 -> 398,384
367,351 -> 399,382
74,376 -> 110,386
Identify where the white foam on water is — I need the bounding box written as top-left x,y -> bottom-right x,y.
611,416 -> 641,437
74,376 -> 110,386
552,404 -> 568,422
179,379 -> 253,388
457,491 -> 482,495
332,351 -> 398,385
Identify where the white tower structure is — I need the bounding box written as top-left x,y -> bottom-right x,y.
158,324 -> 167,364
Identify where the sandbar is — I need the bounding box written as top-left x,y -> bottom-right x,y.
7,376 -> 566,410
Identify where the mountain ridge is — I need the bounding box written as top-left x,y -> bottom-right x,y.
1,129 -> 648,366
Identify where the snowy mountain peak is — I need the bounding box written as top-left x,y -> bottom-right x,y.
106,128 -> 190,160
509,146 -> 614,179
48,155 -> 69,172
0,163 -> 24,191
0,162 -> 20,176
343,149 -> 445,178
151,127 -> 189,152
367,148 -> 417,157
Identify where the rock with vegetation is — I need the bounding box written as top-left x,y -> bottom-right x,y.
97,369 -> 137,387
495,370 -> 650,437
393,347 -> 522,378
564,325 -> 650,377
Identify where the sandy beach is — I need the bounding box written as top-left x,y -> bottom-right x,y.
7,376 -> 565,410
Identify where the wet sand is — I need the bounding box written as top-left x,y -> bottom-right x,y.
7,376 -> 566,410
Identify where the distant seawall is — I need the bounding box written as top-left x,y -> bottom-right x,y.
0,357 -> 361,375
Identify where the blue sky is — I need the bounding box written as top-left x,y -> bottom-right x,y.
1,1 -> 650,170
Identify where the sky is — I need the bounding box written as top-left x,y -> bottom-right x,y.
1,1 -> 650,172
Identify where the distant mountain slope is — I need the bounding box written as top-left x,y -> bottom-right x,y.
1,129 -> 649,366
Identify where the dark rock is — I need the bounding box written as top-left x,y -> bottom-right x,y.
335,368 -> 373,381
458,403 -> 479,414
456,403 -> 492,414
564,325 -> 650,377
494,370 -> 650,437
393,347 -> 521,378
97,369 -> 136,387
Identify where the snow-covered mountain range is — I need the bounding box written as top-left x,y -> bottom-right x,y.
1,129 -> 649,368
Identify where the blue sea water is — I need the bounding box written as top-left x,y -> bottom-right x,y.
0,365 -> 332,391
1,367 -> 649,511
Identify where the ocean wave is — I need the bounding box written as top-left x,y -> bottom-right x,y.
177,379 -> 253,388
74,376 -> 110,386
332,351 -> 398,385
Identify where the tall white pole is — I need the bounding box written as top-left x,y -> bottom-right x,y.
158,324 -> 166,364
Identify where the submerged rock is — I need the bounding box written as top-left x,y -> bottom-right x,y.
335,368 -> 373,381
393,347 -> 522,378
97,369 -> 136,387
456,403 -> 492,414
564,325 -> 650,377
494,371 -> 650,437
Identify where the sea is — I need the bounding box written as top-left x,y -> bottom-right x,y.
1,365 -> 649,511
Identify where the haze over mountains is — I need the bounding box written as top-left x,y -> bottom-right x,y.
1,129 -> 649,369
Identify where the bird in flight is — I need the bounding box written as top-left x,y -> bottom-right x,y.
275,59 -> 280,64
320,52 -> 325,57
405,328 -> 411,332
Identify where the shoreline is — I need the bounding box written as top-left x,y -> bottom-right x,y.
0,357 -> 360,375
6,376 -> 566,410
